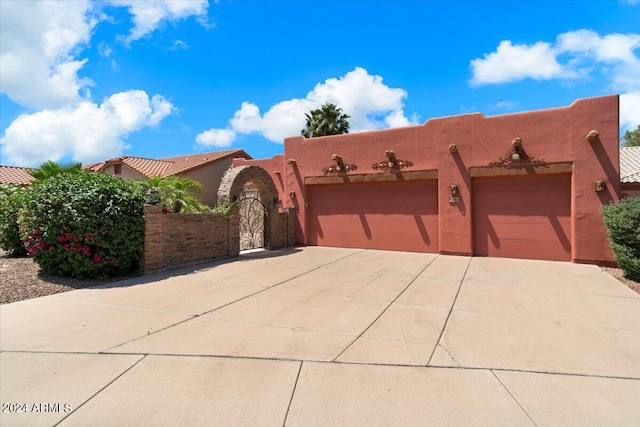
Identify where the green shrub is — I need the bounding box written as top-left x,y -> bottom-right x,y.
601,197 -> 640,281
18,172 -> 145,279
209,200 -> 236,219
0,184 -> 29,256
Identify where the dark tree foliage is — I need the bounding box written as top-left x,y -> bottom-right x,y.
301,103 -> 350,138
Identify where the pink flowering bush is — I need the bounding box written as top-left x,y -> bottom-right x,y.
18,172 -> 145,279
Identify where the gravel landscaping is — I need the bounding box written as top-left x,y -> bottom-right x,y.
0,251 -> 139,304
1,251 -> 638,305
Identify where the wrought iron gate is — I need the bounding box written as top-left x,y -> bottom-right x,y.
238,196 -> 265,250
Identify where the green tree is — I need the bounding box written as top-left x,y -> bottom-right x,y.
621,125 -> 640,147
301,103 -> 350,138
140,176 -> 208,213
29,160 -> 82,180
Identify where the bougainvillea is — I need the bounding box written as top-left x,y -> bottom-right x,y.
18,172 -> 145,279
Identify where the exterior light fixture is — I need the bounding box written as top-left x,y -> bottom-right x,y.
449,144 -> 458,153
331,154 -> 345,171
595,181 -> 606,192
286,159 -> 296,165
450,184 -> 459,195
587,130 -> 600,143
289,191 -> 296,199
385,150 -> 397,168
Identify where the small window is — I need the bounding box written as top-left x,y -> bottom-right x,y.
114,164 -> 122,175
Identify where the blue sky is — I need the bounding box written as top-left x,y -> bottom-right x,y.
1,0 -> 639,167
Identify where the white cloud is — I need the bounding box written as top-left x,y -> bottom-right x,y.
0,91 -> 175,167
0,0 -> 96,109
620,91 -> 640,130
196,67 -> 417,147
195,129 -> 236,148
471,30 -> 640,90
108,0 -> 210,43
470,40 -> 565,86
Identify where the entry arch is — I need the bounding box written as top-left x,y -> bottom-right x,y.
217,165 -> 280,250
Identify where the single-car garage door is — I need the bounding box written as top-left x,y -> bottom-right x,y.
472,174 -> 571,261
307,180 -> 439,253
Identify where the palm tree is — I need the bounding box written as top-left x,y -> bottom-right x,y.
29,161 -> 83,181
140,176 -> 208,213
301,103 -> 350,138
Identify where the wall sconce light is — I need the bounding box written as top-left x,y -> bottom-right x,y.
449,144 -> 457,153
587,130 -> 600,143
289,191 -> 296,199
286,159 -> 296,165
385,150 -> 397,168
595,181 -> 606,192
273,197 -> 281,207
331,153 -> 345,171
450,184 -> 459,195
231,194 -> 239,203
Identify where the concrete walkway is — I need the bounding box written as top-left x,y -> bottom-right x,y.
1,247 -> 639,426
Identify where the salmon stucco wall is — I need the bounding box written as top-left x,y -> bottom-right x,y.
242,95 -> 621,264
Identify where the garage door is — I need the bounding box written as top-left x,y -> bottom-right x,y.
472,174 -> 571,261
307,180 -> 439,253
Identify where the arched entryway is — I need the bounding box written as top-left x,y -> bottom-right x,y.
217,165 -> 283,252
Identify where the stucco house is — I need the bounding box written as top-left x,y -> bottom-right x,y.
230,95 -> 623,265
86,149 -> 251,206
0,166 -> 35,186
620,146 -> 640,198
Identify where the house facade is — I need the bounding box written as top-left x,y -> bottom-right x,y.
233,95 -> 621,265
87,149 -> 251,206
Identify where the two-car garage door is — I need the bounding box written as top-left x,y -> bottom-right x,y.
307,180 -> 439,253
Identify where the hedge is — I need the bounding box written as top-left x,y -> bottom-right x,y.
601,197 -> 640,282
18,172 -> 145,279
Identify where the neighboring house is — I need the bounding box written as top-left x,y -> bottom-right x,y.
0,166 -> 35,186
86,149 -> 252,206
620,146 -> 640,198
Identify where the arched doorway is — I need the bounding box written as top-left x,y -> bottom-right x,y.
217,165 -> 281,252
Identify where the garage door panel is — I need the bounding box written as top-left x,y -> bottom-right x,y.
308,180 -> 438,253
473,174 -> 571,261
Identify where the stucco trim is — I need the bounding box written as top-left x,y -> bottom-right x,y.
304,169 -> 438,185
469,162 -> 573,178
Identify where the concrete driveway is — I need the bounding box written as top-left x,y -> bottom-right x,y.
1,247 -> 639,426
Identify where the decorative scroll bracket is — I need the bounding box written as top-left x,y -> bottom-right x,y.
372,150 -> 413,172
488,138 -> 545,167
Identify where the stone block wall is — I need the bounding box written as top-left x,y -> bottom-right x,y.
142,204 -> 293,273
270,207 -> 296,249
142,205 -> 237,273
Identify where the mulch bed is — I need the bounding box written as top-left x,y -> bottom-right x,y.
0,251 -> 137,304
1,251 -> 639,305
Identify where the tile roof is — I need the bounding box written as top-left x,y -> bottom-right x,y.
0,166 -> 35,185
620,146 -> 640,183
86,149 -> 251,178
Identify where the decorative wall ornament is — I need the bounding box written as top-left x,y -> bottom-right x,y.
322,163 -> 357,175
489,137 -> 545,167
322,154 -> 357,175
372,150 -> 413,172
586,130 -> 600,143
